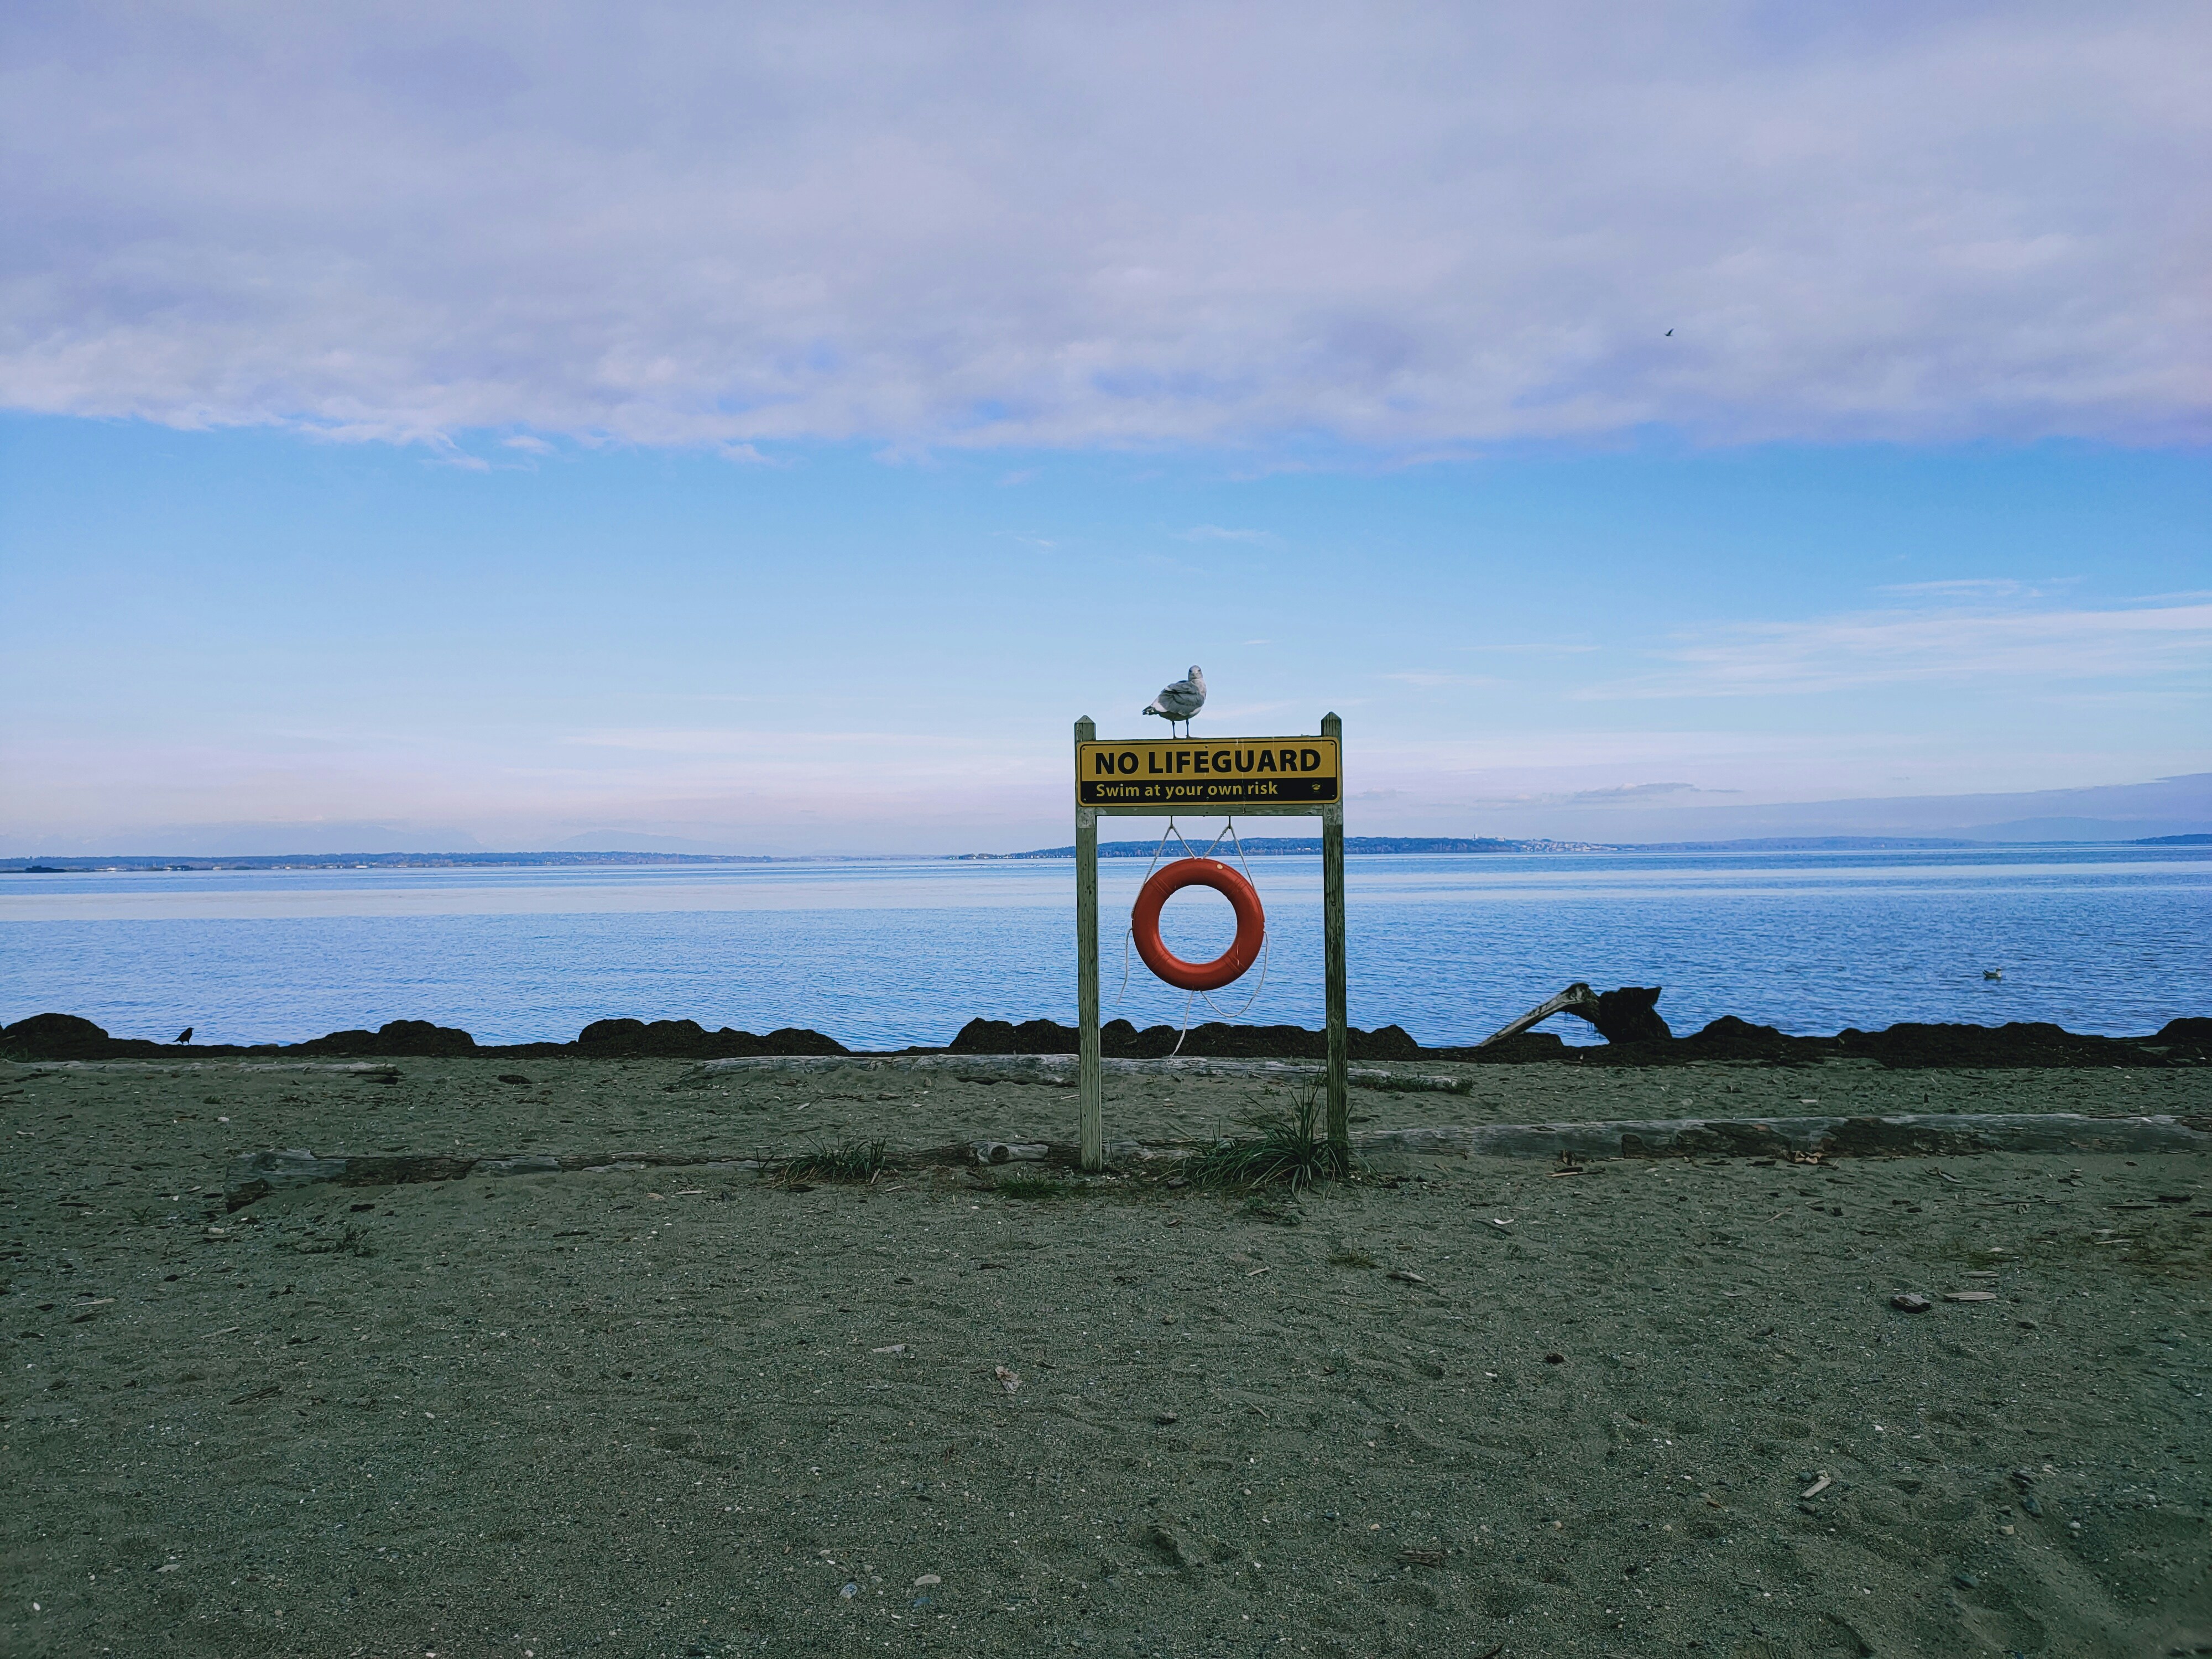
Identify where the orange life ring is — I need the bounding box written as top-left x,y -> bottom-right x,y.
1131,858 -> 1265,992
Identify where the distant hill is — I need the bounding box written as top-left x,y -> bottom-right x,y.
2135,832 -> 2212,846
0,850 -> 778,872
972,836 -> 1613,859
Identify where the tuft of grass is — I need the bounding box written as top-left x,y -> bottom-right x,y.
995,1175 -> 1071,1202
1181,1086 -> 1348,1193
772,1140 -> 890,1186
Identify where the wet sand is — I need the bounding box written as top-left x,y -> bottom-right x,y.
6,1057 -> 2209,1657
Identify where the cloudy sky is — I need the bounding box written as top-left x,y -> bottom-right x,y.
3,1 -> 2207,852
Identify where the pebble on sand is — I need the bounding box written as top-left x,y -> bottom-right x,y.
1892,1293 -> 1933,1312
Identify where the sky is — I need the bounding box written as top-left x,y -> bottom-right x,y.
2,1 -> 2208,855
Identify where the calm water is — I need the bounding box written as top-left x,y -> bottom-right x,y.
1,846 -> 2205,1050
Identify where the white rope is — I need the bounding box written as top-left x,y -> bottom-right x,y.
1193,816 -> 1271,1024
1112,816 -> 1270,1052
1113,817 -> 1194,1008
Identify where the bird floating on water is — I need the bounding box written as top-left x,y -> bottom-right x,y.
1983,969 -> 2003,982
1142,665 -> 1207,737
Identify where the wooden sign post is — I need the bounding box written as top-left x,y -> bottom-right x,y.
1072,713 -> 1348,1171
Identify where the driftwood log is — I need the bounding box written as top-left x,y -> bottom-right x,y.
223,1111 -> 2210,1208
677,1053 -> 1472,1092
1357,1112 -> 2211,1160
1478,983 -> 1672,1047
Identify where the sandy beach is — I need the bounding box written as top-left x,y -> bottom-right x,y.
6,1055 -> 2208,1657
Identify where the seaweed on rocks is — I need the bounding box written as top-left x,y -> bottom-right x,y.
295,1019 -> 477,1056
0,1012 -> 848,1062
2,1008 -> 2204,1067
945,1016 -> 1425,1061
571,1017 -> 847,1058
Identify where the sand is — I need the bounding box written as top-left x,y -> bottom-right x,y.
5,1056 -> 2209,1657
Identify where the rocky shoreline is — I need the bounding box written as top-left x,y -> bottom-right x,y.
4,1008 -> 2208,1069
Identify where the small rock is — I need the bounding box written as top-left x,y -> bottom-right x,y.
1953,1569 -> 1978,1589
1155,1411 -> 1178,1426
839,1582 -> 858,1599
1544,1352 -> 1566,1364
2022,1496 -> 2043,1517
1892,1293 -> 1933,1313
994,1365 -> 1020,1395
1944,1291 -> 1997,1303
912,1574 -> 941,1588
2016,1318 -> 2039,1330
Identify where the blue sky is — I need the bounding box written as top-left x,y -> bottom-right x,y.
2,3 -> 2207,854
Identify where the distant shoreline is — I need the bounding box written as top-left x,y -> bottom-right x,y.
3,831 -> 2207,873
8,827 -> 2203,872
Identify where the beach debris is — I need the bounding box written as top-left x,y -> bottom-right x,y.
871,1343 -> 907,1355
1479,983 -> 1603,1047
971,1141 -> 1048,1165
1140,665 -> 1207,736
993,1365 -> 1021,1395
1944,1290 -> 1997,1302
1386,1269 -> 1427,1285
1473,983 -> 1672,1045
1397,1547 -> 1446,1567
1801,1473 -> 1833,1499
912,1574 -> 941,1588
839,1582 -> 858,1599
1155,1411 -> 1179,1425
1891,1293 -> 1933,1312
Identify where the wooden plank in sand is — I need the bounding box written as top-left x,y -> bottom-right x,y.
677,1053 -> 1468,1089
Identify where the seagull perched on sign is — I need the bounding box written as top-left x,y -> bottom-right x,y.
1142,665 -> 1207,737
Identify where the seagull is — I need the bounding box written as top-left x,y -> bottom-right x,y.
1142,665 -> 1207,737
1665,328 -> 1673,336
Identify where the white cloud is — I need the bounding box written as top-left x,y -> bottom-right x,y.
1584,599 -> 2212,699
3,1 -> 2205,451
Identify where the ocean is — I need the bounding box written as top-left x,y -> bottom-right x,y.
2,844 -> 2205,1051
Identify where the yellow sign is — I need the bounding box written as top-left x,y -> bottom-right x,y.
1077,735 -> 1340,808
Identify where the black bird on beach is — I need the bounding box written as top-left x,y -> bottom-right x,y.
176,1027 -> 193,1044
